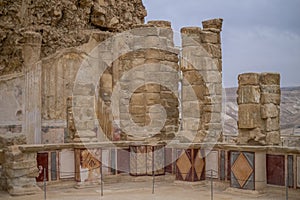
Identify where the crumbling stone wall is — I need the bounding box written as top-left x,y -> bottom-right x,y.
0,0 -> 146,143
0,0 -> 146,76
237,73 -> 281,145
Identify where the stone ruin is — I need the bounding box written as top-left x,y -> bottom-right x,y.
0,0 -> 299,197
237,73 -> 281,145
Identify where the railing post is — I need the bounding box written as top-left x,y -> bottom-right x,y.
152,147 -> 155,194
101,159 -> 103,197
44,167 -> 46,200
211,170 -> 213,200
286,171 -> 289,200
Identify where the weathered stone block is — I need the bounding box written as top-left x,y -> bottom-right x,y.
182,118 -> 200,131
203,71 -> 222,83
260,85 -> 280,94
73,83 -> 95,96
148,20 -> 171,28
238,73 -> 260,85
261,104 -> 279,119
265,117 -> 280,132
182,86 -> 199,101
129,106 -> 146,114
237,128 -> 266,145
203,104 -> 222,113
238,86 -> 260,104
182,101 -> 200,118
183,70 -> 204,85
266,131 -> 281,145
144,84 -> 160,93
130,93 -> 145,105
260,73 -> 280,85
200,31 -> 220,44
131,26 -> 158,37
203,112 -> 222,123
192,85 -> 207,100
238,104 -> 261,129
73,96 -> 95,107
0,134 -> 26,148
145,93 -> 160,105
203,95 -> 222,105
100,73 -> 112,89
261,93 -> 281,105
202,43 -> 222,58
202,18 -> 223,30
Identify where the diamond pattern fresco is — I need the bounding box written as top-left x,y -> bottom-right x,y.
230,151 -> 254,190
177,150 -> 192,180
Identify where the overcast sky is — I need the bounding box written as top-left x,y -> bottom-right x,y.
142,0 -> 300,87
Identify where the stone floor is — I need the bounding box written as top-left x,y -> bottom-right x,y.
0,180 -> 299,200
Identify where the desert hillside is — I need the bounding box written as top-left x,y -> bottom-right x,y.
224,86 -> 300,136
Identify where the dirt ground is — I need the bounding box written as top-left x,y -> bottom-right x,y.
0,181 -> 299,200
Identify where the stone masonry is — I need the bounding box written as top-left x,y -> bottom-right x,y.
237,73 -> 281,145
0,134 -> 40,195
180,19 -> 223,143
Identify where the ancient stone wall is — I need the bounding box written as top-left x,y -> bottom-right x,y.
237,73 -> 281,145
0,0 -> 146,76
0,0 -> 146,143
0,76 -> 24,134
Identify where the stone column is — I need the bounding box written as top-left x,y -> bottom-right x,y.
23,31 -> 42,144
237,73 -> 262,144
180,18 -> 223,143
260,73 -> 281,145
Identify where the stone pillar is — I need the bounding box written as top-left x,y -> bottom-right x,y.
180,18 -> 223,143
237,72 -> 281,145
115,21 -> 179,140
23,31 -> 42,144
3,146 -> 40,195
260,73 -> 281,145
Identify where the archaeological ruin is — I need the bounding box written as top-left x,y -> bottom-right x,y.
0,0 -> 299,197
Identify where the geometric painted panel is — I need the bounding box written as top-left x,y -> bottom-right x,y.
230,151 -> 254,190
80,149 -> 101,182
176,149 -> 205,182
266,154 -> 285,186
297,156 -> 300,188
194,149 -> 205,181
176,149 -> 192,181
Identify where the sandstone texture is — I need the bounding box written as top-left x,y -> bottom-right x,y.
0,0 -> 146,76
236,73 -> 281,145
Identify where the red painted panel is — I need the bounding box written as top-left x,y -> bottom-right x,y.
36,153 -> 49,182
267,154 -> 285,186
117,149 -> 130,174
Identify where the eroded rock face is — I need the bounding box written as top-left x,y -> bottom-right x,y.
0,0 -> 147,76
